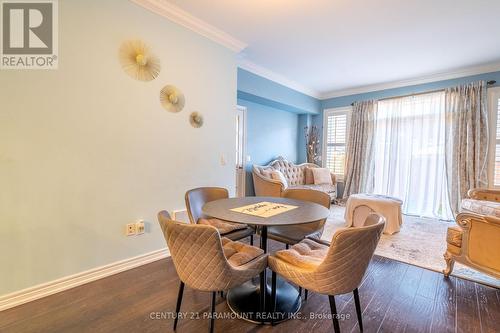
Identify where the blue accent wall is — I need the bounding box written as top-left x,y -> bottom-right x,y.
238,99 -> 299,195
297,114 -> 312,164
238,68 -> 320,114
237,68 -> 321,195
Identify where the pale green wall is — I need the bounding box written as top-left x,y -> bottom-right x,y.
0,0 -> 237,295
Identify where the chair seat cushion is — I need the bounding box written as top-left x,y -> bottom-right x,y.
198,218 -> 247,234
446,226 -> 463,248
289,184 -> 336,200
274,238 -> 329,270
461,198 -> 500,218
221,238 -> 264,267
267,224 -> 322,244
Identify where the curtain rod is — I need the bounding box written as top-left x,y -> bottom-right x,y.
349,80 -> 497,106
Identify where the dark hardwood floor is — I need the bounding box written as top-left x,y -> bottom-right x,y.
1,238 -> 498,333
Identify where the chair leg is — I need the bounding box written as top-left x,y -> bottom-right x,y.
174,281 -> 184,331
250,234 -> 254,246
305,289 -> 308,301
443,251 -> 455,277
209,291 -> 216,333
219,291 -> 224,298
328,295 -> 340,333
285,244 -> 289,249
271,271 -> 277,326
298,286 -> 302,298
259,270 -> 266,314
353,288 -> 363,332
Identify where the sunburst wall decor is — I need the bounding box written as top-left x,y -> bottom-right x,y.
160,85 -> 185,113
189,112 -> 204,128
119,40 -> 160,81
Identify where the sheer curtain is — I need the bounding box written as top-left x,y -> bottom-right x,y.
371,91 -> 453,220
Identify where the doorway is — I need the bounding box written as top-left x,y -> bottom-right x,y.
235,106 -> 247,197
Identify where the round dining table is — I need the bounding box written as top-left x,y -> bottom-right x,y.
202,196 -> 330,324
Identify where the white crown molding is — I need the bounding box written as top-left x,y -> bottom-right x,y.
320,62 -> 500,100
238,59 -> 321,99
0,248 -> 170,312
130,0 -> 247,52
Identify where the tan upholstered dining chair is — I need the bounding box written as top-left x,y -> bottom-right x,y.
268,213 -> 385,332
267,188 -> 331,247
157,211 -> 268,333
185,187 -> 255,243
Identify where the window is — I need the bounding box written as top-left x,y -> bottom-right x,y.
323,108 -> 350,178
489,87 -> 500,187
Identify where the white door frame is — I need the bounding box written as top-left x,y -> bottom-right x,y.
236,105 -> 247,197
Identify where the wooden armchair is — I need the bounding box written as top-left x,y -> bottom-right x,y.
461,188 -> 500,217
444,212 -> 500,279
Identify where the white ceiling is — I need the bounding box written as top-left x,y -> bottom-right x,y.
163,0 -> 500,98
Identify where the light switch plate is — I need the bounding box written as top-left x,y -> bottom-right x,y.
220,153 -> 226,166
136,220 -> 145,235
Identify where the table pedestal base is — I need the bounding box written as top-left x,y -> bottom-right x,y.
226,275 -> 301,324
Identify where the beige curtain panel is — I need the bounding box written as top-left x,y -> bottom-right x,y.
343,100 -> 376,198
445,81 -> 489,215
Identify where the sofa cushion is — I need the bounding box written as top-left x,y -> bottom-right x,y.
312,168 -> 333,185
291,184 -> 336,201
446,226 -> 463,248
462,198 -> 500,218
305,167 -> 314,184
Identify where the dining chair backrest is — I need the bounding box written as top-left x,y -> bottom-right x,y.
157,210 -> 229,291
315,213 -> 385,295
185,187 -> 229,224
283,188 -> 331,209
352,204 -> 375,227
283,188 -> 331,235
157,210 -> 171,237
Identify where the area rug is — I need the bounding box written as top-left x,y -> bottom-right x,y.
322,206 -> 500,288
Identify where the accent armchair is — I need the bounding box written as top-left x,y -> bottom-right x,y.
444,212 -> 500,279
461,188 -> 500,217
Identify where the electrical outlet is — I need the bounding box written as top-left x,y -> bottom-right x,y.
136,220 -> 145,235
125,223 -> 136,236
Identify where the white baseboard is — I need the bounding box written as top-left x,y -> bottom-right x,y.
0,248 -> 170,312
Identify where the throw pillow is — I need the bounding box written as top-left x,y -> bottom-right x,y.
271,170 -> 288,188
304,167 -> 314,184
312,168 -> 332,185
